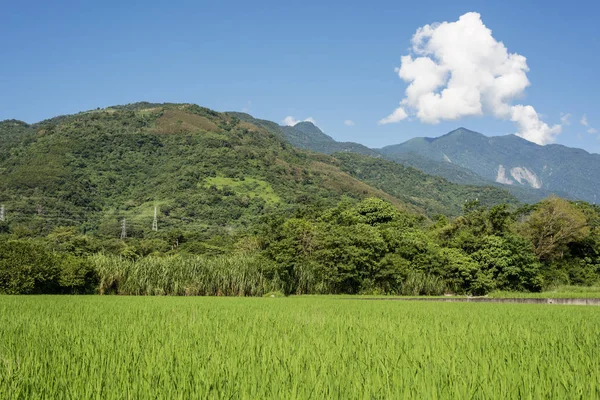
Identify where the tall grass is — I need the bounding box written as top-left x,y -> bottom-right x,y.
91,253 -> 283,296
1,296 -> 598,398
400,271 -> 446,296
90,254 -> 448,297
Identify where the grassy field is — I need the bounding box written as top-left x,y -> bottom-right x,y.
1,296 -> 599,399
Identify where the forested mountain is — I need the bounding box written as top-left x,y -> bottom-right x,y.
335,153 -> 518,216
250,120 -> 580,203
380,128 -> 600,203
227,112 -> 379,156
2,103 -> 599,296
0,103 -> 514,240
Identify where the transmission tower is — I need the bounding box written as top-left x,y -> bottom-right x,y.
0,205 -> 4,222
121,218 -> 127,239
152,206 -> 158,231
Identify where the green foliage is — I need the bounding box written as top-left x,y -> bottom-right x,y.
263,291 -> 286,298
334,152 -> 518,216
0,239 -> 97,294
0,240 -> 59,294
470,235 -> 542,293
56,254 -> 97,294
0,103 -> 419,237
91,253 -> 281,296
2,297 -> 600,398
522,197 -> 590,261
1,104 -> 600,296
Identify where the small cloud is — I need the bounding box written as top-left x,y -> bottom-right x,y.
282,116 -> 316,126
560,113 -> 571,125
344,120 -> 355,126
588,128 -> 598,134
379,106 -> 408,125
581,114 -> 589,126
282,116 -> 299,126
241,101 -> 252,113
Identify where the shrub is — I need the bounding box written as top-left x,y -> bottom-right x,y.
0,240 -> 59,294
0,240 -> 97,294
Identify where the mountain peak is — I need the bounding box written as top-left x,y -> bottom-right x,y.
0,119 -> 30,128
290,121 -> 330,138
293,120 -> 320,130
441,127 -> 484,139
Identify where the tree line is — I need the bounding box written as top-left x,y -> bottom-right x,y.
1,196 -> 598,296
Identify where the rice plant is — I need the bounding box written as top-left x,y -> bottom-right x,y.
0,296 -> 598,399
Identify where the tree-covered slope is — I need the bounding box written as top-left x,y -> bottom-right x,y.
230,116 -> 561,204
227,112 -> 379,156
0,103 -> 517,238
0,104 -> 411,237
334,153 -> 518,216
380,128 -> 600,202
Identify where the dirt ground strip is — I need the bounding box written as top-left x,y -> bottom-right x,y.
350,297 -> 600,305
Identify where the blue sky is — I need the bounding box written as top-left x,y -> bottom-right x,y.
1,0 -> 599,151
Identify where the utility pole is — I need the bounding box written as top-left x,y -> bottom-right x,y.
152,206 -> 158,231
121,218 -> 127,239
0,205 -> 4,222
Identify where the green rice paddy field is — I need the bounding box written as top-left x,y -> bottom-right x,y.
1,296 -> 599,399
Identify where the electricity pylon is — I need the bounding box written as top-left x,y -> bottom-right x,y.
121,218 -> 127,239
152,206 -> 158,231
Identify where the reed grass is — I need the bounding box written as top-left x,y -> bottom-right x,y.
91,253 -> 282,296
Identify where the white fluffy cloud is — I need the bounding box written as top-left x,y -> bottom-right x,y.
344,119 -> 355,126
511,105 -> 561,145
282,116 -> 316,126
560,113 -> 571,125
378,106 -> 408,124
382,12 -> 561,145
588,128 -> 597,134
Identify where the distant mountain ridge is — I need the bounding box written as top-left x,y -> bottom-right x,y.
380,128 -> 599,203
227,112 -> 378,157
257,121 -> 595,204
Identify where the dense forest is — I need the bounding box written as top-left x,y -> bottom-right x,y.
1,103 -> 599,295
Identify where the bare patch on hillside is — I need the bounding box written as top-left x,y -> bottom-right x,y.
153,110 -> 219,134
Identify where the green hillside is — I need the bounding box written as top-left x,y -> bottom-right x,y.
2,103 -> 600,297
380,128 -> 599,202
334,153 -> 519,216
227,112 -> 379,156
0,103 -> 517,240
251,120 -> 587,204
0,103 -> 415,237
